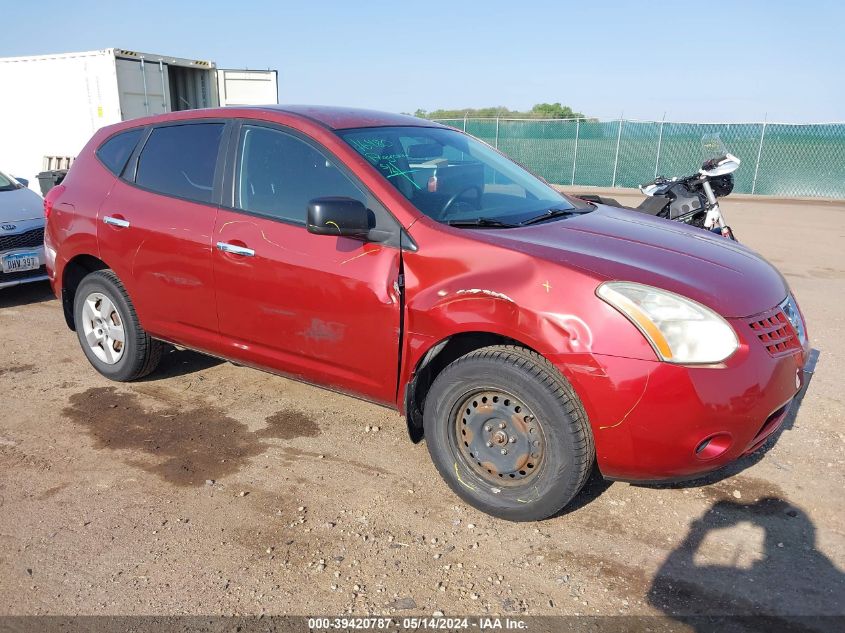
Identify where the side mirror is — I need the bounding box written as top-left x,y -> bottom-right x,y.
307,197 -> 370,238
13,176 -> 29,187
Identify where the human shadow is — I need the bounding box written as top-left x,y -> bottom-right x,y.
648,497 -> 845,632
0,280 -> 54,308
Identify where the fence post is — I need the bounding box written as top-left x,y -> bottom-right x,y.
654,112 -> 666,178
611,116 -> 624,188
751,118 -> 767,195
571,118 -> 580,186
463,113 -> 467,132
494,117 -> 500,149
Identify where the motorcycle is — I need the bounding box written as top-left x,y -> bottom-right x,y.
578,135 -> 740,240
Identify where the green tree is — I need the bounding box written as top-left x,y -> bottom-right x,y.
416,103 -> 585,120
529,102 -> 583,119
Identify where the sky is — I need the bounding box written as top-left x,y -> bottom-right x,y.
2,0 -> 843,123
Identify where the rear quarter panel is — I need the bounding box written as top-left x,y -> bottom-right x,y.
45,130 -> 117,297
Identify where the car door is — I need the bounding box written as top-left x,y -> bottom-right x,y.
97,121 -> 228,351
212,122 -> 403,405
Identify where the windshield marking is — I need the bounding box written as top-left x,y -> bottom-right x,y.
383,164 -> 421,189
349,138 -> 392,152
349,138 -> 422,190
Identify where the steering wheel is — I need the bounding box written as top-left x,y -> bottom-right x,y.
439,186 -> 482,218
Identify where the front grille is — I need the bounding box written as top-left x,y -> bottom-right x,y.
0,227 -> 44,251
0,265 -> 47,283
747,306 -> 801,357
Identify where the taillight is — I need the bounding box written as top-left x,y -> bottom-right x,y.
43,184 -> 66,219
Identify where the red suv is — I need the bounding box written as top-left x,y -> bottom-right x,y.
44,106 -> 808,521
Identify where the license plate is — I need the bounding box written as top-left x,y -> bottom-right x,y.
2,252 -> 40,274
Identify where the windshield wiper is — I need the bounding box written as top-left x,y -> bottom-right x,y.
519,208 -> 583,226
447,217 -> 518,228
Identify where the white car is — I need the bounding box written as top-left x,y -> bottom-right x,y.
0,170 -> 47,289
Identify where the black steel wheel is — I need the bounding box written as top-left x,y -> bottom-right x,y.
452,390 -> 546,486
423,345 -> 594,521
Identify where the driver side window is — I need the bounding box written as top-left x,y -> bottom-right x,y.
236,125 -> 365,224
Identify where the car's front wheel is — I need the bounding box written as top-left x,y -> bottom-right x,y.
73,270 -> 162,381
423,345 -> 594,521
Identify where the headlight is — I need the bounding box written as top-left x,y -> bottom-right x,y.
597,281 -> 738,364
780,294 -> 807,346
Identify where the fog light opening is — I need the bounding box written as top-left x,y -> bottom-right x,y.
695,433 -> 732,460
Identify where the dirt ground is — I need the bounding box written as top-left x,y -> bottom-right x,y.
0,193 -> 843,623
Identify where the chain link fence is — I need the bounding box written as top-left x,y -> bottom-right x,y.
433,118 -> 845,198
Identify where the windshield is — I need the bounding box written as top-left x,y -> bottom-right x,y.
0,171 -> 17,192
701,133 -> 729,161
338,126 -> 583,226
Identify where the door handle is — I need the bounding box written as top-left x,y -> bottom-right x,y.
216,241 -> 255,257
103,215 -> 130,228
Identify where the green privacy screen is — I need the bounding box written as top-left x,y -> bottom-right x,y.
434,118 -> 845,198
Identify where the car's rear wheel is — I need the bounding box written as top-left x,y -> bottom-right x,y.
423,345 -> 594,521
73,270 -> 162,381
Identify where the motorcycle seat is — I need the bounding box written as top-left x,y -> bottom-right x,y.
635,196 -> 670,215
576,194 -> 623,207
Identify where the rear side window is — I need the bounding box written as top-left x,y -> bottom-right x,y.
96,128 -> 144,176
135,123 -> 224,204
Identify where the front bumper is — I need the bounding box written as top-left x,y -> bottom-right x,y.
1,219 -> 47,289
553,317 -> 807,482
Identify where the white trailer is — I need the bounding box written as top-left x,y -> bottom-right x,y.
0,48 -> 278,187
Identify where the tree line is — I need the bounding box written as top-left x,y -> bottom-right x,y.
409,103 -> 587,120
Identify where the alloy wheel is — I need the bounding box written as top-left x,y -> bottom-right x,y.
80,292 -> 126,365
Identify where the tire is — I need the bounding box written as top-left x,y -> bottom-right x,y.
73,270 -> 163,381
423,345 -> 594,521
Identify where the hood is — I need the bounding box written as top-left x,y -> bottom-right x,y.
0,186 -> 43,223
474,205 -> 788,318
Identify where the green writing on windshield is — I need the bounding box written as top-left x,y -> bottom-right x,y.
349,138 -> 421,190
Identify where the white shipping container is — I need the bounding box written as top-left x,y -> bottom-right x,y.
217,69 -> 279,107
0,48 -> 278,188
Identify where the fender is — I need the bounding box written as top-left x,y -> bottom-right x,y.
395,217 -> 657,427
